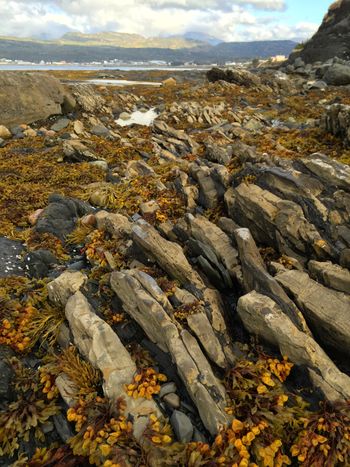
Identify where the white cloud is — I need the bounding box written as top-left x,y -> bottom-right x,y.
0,0 -> 317,42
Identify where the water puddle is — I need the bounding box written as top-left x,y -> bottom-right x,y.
116,108 -> 158,127
87,79 -> 161,87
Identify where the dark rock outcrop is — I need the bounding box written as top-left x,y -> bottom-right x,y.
289,0 -> 350,63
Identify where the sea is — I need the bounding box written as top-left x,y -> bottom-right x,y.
0,64 -> 209,71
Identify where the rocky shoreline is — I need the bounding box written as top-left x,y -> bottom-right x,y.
0,64 -> 349,466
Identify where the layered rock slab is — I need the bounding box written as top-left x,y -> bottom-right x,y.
276,270 -> 350,355
110,269 -> 229,435
237,291 -> 350,402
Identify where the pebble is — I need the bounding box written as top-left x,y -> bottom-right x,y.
159,382 -> 177,398
163,393 -> 180,409
170,410 -> 194,443
51,118 -> 70,132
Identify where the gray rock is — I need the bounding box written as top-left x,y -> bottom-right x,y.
47,270 -> 87,307
163,393 -> 180,409
53,413 -> 74,443
308,260 -> 350,294
276,269 -> 350,354
91,124 -> 110,136
159,382 -> 177,399
324,64 -> 350,86
23,249 -> 58,279
323,104 -> 350,147
170,410 -> 194,443
63,140 -> 102,163
89,160 -> 109,171
237,291 -> 350,402
65,291 -> 162,442
234,228 -> 310,333
35,193 -> 94,241
110,269 -> 230,435
51,118 -> 70,132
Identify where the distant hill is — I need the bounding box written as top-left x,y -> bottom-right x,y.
0,34 -> 296,64
181,32 -> 223,46
58,31 -> 203,49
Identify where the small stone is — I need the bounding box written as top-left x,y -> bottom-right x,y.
162,78 -> 177,87
0,125 -> 12,139
170,410 -> 194,443
81,214 -> 96,227
51,118 -> 70,132
119,112 -> 131,120
159,382 -> 177,399
91,124 -> 110,136
24,128 -> 37,138
28,208 -> 44,226
163,393 -> 180,409
89,160 -> 109,171
140,200 -> 160,215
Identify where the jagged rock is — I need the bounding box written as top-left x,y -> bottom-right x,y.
126,160 -> 156,178
0,72 -> 75,127
65,291 -> 162,441
308,260 -> 350,294
70,84 -> 108,114
132,219 -> 202,288
234,228 -> 310,333
323,104 -> 350,146
276,270 -> 350,354
190,162 -> 230,209
63,140 -> 102,163
207,67 -> 262,87
35,193 -> 94,241
110,269 -> 229,435
300,153 -> 350,191
47,271 -> 86,307
205,143 -> 232,165
226,182 -> 332,262
95,211 -> 132,238
288,0 -> 350,63
187,214 -> 240,282
237,291 -> 350,402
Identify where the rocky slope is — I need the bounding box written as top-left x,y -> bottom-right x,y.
289,0 -> 350,63
0,67 -> 349,466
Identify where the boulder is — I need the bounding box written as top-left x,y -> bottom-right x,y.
207,67 -> 262,87
237,291 -> 350,402
47,270 -> 87,307
35,194 -> 94,241
0,72 -> 75,126
324,63 -> 350,85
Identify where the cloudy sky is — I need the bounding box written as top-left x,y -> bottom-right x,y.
1,0 -> 332,42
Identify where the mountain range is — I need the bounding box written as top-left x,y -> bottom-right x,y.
0,32 -> 296,64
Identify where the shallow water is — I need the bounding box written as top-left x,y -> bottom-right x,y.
116,108 -> 159,127
87,78 -> 161,86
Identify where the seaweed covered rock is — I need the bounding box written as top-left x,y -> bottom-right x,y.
0,72 -> 75,127
35,194 -> 94,242
206,67 -> 261,87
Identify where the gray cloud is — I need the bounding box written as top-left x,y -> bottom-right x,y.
0,0 -> 316,43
